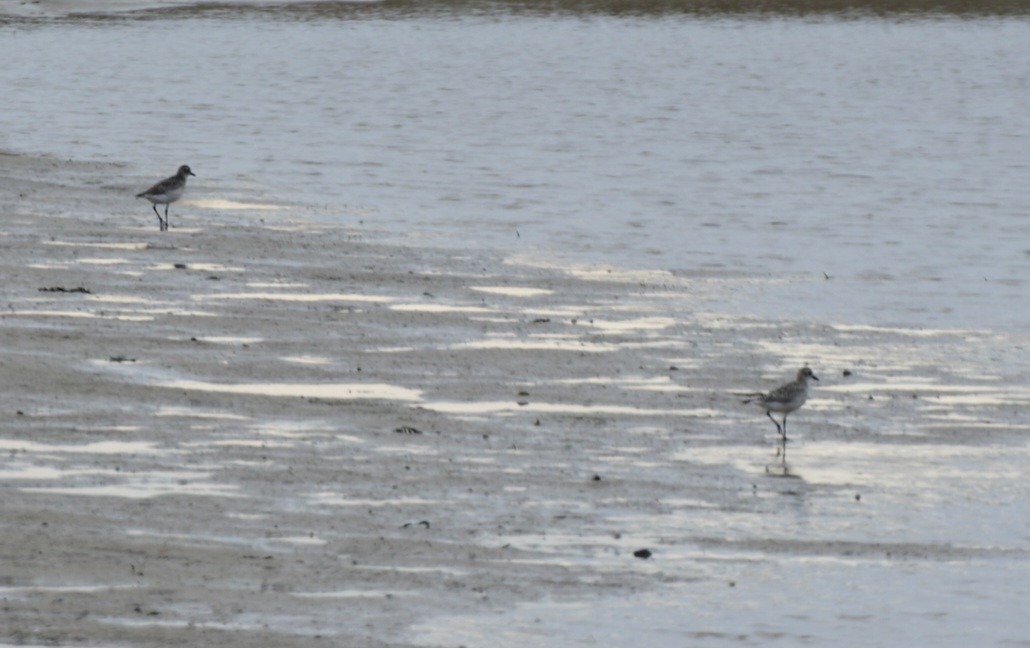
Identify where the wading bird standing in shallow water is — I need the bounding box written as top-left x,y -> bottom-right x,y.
742,367 -> 818,446
136,165 -> 195,231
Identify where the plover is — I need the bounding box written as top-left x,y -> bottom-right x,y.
742,367 -> 818,442
136,165 -> 195,231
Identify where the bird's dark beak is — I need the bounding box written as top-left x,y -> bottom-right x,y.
188,170 -> 196,177
811,374 -> 819,381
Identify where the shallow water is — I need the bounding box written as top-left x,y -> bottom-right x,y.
416,433 -> 1029,647
1,6 -> 1028,648
415,557 -> 1027,647
1,12 -> 1027,329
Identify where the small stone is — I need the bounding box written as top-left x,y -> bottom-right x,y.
633,549 -> 652,559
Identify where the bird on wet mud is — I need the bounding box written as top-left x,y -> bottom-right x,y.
741,367 -> 819,444
136,165 -> 195,231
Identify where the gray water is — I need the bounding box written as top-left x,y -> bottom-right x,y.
2,9 -> 1028,648
1,13 -> 1028,329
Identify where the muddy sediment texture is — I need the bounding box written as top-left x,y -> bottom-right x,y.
1,153 -> 1027,646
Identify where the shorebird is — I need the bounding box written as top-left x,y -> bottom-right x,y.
136,165 -> 195,231
742,367 -> 818,442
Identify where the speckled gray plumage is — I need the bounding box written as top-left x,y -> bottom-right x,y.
136,165 -> 195,231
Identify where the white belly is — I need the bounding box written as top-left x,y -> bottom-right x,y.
144,186 -> 184,205
762,392 -> 806,414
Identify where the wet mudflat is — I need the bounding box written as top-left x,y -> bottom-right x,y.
0,155 -> 1026,646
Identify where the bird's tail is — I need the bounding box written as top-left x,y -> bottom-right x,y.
135,192 -> 145,198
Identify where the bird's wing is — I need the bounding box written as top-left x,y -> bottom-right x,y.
764,382 -> 800,403
140,175 -> 176,196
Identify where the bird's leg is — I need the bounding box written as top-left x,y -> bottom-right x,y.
782,415 -> 789,442
152,204 -> 165,231
766,410 -> 782,437
164,204 -> 170,230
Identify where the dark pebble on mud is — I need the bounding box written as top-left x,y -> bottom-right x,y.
38,286 -> 91,293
